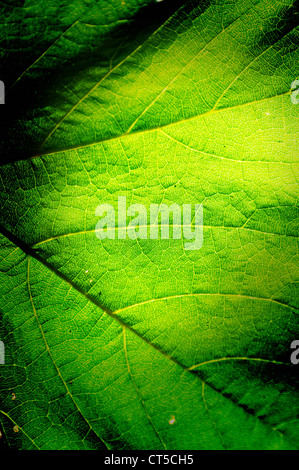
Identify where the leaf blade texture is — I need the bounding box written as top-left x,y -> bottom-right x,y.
0,0 -> 298,450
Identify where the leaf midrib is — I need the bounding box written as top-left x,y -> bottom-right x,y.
0,223 -> 293,448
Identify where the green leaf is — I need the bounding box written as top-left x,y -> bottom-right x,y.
0,0 -> 298,450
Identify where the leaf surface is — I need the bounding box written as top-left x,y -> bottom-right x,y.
0,0 -> 298,450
